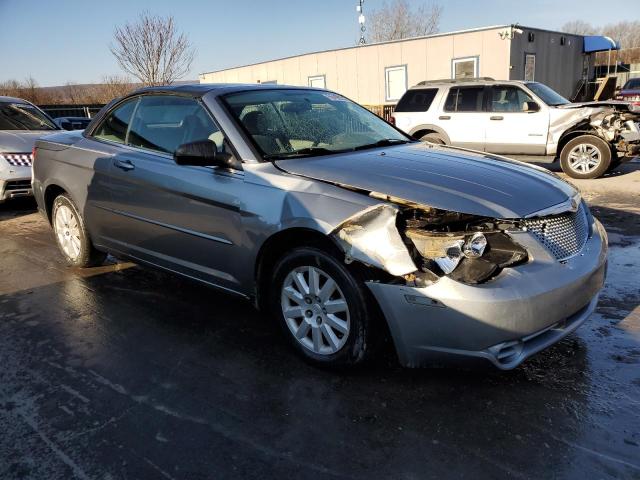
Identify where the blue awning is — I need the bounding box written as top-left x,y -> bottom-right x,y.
583,35 -> 620,53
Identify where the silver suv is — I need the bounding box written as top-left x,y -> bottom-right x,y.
392,79 -> 640,179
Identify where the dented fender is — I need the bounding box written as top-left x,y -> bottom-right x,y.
330,204 -> 418,276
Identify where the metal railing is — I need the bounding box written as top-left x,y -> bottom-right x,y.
363,104 -> 396,122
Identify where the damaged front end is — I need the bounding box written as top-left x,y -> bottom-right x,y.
552,102 -> 640,158
331,195 -> 528,287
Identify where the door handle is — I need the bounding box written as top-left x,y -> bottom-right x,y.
439,115 -> 451,120
114,159 -> 135,171
490,116 -> 504,121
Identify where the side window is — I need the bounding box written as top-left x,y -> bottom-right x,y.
394,88 -> 438,113
444,87 -> 484,112
93,98 -> 138,144
127,95 -> 223,155
491,86 -> 535,112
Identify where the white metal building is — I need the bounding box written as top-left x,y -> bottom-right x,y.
200,25 -> 594,105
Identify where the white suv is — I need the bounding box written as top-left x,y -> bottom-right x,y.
392,79 -> 640,179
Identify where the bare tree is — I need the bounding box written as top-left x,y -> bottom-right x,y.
110,12 -> 195,86
601,21 -> 640,49
561,20 -> 597,36
367,0 -> 442,43
97,75 -> 136,103
561,20 -> 640,48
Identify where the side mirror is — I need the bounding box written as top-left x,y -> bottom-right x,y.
523,101 -> 540,113
174,140 -> 235,168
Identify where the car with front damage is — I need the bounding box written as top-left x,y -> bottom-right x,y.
32,84 -> 607,369
0,96 -> 60,203
392,79 -> 640,179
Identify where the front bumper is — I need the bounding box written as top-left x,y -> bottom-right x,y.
0,162 -> 33,202
367,218 -> 608,369
0,176 -> 33,202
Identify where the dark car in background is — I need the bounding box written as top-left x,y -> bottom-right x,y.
54,116 -> 92,131
615,78 -> 640,104
0,96 -> 60,203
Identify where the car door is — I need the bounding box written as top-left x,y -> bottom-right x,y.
99,94 -> 247,294
438,86 -> 486,151
484,84 -> 549,155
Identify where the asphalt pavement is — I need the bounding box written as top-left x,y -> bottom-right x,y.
0,163 -> 639,480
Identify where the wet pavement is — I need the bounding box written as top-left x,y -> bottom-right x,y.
1,163 -> 639,480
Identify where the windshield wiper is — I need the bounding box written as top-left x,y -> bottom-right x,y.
352,138 -> 412,151
264,147 -> 341,160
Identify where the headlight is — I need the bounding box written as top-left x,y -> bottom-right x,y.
404,224 -> 527,284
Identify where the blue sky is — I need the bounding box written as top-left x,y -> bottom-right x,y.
0,0 -> 635,86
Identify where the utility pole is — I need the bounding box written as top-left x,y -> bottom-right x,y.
357,0 -> 366,45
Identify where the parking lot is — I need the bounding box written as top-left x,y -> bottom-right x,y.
0,162 -> 638,479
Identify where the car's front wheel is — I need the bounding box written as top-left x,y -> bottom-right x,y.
560,135 -> 611,179
52,193 -> 106,267
269,247 -> 372,367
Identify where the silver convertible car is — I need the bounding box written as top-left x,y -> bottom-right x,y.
32,84 -> 607,369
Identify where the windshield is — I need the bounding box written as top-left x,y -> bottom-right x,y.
526,82 -> 570,106
623,78 -> 640,90
222,89 -> 411,159
0,102 -> 58,131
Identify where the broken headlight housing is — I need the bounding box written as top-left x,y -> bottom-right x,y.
402,208 -> 528,284
332,200 -> 528,286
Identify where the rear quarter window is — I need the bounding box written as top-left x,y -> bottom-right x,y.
444,87 -> 484,112
394,89 -> 438,112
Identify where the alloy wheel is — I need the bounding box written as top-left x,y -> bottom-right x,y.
54,205 -> 82,260
280,266 -> 351,355
567,143 -> 601,174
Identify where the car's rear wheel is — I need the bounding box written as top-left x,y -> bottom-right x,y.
269,247 -> 371,367
420,132 -> 446,145
560,135 -> 611,179
52,194 -> 106,267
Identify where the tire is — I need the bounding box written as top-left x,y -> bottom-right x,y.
52,193 -> 106,267
269,246 -> 372,367
560,135 -> 611,179
420,132 -> 446,145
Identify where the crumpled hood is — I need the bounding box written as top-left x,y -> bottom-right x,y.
275,143 -> 577,219
0,130 -> 56,153
556,100 -> 640,113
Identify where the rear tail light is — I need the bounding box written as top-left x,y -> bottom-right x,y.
389,115 -> 396,125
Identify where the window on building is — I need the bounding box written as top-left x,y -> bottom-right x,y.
394,88 -> 438,112
444,86 -> 484,112
385,65 -> 408,102
308,75 -> 326,89
452,56 -> 479,80
524,54 -> 536,82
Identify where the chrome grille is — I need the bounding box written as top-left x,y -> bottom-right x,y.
1,153 -> 33,167
522,204 -> 589,260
